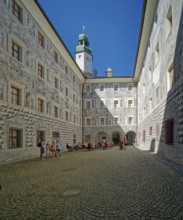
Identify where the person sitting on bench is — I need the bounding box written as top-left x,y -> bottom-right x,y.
66,143 -> 73,152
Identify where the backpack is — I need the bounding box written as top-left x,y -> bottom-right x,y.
37,142 -> 41,147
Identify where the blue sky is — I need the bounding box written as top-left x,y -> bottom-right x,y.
38,0 -> 144,77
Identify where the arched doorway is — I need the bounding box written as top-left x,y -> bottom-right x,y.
98,132 -> 107,143
126,131 -> 136,145
112,132 -> 120,145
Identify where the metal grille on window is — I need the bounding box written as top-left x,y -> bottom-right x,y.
9,129 -> 21,149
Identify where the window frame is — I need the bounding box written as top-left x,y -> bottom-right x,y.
54,105 -> 59,118
38,63 -> 44,78
54,50 -> 58,63
38,31 -> 45,48
11,86 -> 20,105
9,128 -> 22,149
11,41 -> 21,62
99,84 -> 105,92
37,98 -> 44,113
114,84 -> 119,92
12,0 -> 22,22
85,84 -> 91,93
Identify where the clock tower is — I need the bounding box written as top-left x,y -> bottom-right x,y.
76,30 -> 93,77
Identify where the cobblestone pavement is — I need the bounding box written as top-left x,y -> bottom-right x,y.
1,146 -> 183,220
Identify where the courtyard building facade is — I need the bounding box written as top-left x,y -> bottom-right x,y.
0,0 -> 183,165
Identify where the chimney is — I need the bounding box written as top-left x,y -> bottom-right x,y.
106,68 -> 113,77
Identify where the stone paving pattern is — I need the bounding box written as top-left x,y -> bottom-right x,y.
0,146 -> 183,220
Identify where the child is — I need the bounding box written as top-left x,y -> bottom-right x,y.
50,141 -> 56,158
45,143 -> 50,159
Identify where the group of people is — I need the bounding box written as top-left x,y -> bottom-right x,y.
38,139 -> 62,159
66,142 -> 99,151
38,136 -> 128,159
119,137 -> 128,150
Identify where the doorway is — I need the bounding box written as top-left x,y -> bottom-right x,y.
112,133 -> 120,145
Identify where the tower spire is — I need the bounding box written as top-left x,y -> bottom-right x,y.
75,30 -> 93,77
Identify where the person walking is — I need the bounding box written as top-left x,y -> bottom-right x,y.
119,139 -> 124,150
40,139 -> 45,159
50,141 -> 56,158
45,143 -> 50,159
56,139 -> 62,158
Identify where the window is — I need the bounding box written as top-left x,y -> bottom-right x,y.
38,63 -> 44,78
114,84 -> 119,91
73,134 -> 76,145
100,101 -> 104,108
128,85 -> 132,91
148,66 -> 152,81
54,51 -> 58,63
65,65 -> 68,74
143,83 -> 145,94
11,41 -> 21,61
73,94 -> 75,102
54,77 -> 58,89
114,118 -> 118,125
167,65 -> 173,92
86,101 -> 91,109
73,75 -> 75,83
128,100 -> 133,107
106,118 -> 111,125
149,98 -> 152,112
85,85 -> 91,93
165,6 -> 172,38
9,128 -> 22,149
85,134 -> 91,143
114,100 -> 118,108
38,98 -> 44,113
65,87 -> 68,97
12,0 -> 22,22
52,132 -> 60,139
86,118 -> 91,126
11,86 -> 20,105
54,106 -> 58,118
165,119 -> 174,144
65,111 -> 69,121
156,87 -> 160,104
149,126 -> 152,135
73,114 -> 76,123
100,118 -> 105,126
38,32 -> 44,48
155,42 -> 160,66
99,84 -> 104,92
128,117 -> 133,124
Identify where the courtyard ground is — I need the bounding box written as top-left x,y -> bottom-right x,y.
0,146 -> 183,220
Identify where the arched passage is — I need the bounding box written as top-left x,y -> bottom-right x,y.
126,131 -> 136,145
112,132 -> 120,145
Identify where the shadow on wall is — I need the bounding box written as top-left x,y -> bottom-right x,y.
158,6 -> 183,164
82,85 -> 137,145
